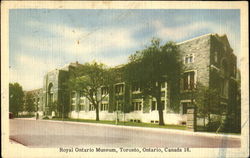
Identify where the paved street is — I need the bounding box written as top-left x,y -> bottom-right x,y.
9,119 -> 240,148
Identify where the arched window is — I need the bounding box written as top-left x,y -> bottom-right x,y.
220,59 -> 229,98
221,59 -> 228,77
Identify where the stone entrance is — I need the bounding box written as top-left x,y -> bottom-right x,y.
186,105 -> 197,131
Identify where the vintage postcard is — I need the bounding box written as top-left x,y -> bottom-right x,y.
1,1 -> 249,158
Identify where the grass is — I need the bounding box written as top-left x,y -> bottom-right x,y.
16,115 -> 35,118
44,118 -> 241,135
47,117 -> 186,130
196,125 -> 241,135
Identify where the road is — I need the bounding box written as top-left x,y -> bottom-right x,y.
9,119 -> 240,148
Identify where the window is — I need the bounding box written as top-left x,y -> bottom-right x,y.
220,79 -> 228,98
151,100 -> 165,111
80,91 -> 84,97
151,101 -> 156,111
80,97 -> 85,104
221,59 -> 228,77
116,102 -> 122,111
161,101 -> 165,110
100,103 -> 108,111
89,104 -> 95,111
182,102 -> 189,114
161,82 -> 166,88
161,91 -> 165,97
132,101 -> 142,111
101,87 -> 108,95
115,84 -> 124,94
71,105 -> 75,111
184,54 -> 194,64
233,65 -> 236,77
214,51 -> 218,63
71,92 -> 76,98
132,83 -> 140,92
183,71 -> 195,90
79,104 -> 84,111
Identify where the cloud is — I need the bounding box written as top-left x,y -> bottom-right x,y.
10,54 -> 61,90
95,54 -> 129,67
11,21 -> 139,90
11,17 -> 240,91
25,20 -> 137,56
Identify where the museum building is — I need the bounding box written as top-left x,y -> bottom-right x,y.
28,33 -> 239,125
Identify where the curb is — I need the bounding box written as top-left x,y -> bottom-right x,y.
17,118 -> 241,139
9,138 -> 26,146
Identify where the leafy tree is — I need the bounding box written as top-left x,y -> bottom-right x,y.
69,61 -> 114,121
124,38 -> 182,125
24,92 -> 36,113
9,83 -> 25,116
195,83 -> 221,130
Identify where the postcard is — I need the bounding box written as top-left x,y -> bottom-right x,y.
1,1 -> 249,158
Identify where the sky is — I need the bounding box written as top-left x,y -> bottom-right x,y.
9,9 -> 240,90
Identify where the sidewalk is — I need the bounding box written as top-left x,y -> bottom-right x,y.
15,118 -> 241,139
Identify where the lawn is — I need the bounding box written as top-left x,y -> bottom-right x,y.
48,117 -> 186,130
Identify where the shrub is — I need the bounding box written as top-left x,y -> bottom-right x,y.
206,120 -> 221,132
42,116 -> 50,119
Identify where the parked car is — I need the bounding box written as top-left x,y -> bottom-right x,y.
9,112 -> 14,119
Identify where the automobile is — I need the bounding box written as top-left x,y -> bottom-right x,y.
9,112 -> 14,119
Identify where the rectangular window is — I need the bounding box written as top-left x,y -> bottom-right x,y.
71,92 -> 76,98
71,99 -> 76,105
161,82 -> 165,88
80,91 -> 84,97
183,71 -> 195,90
71,105 -> 75,111
161,101 -> 165,110
221,79 -> 228,98
116,101 -> 122,111
161,91 -> 165,97
190,71 -> 195,90
189,56 -> 193,63
115,84 -> 124,94
101,87 -> 108,95
214,51 -> 218,63
133,101 -> 142,111
185,57 -> 189,64
151,101 -> 156,111
183,73 -> 189,90
80,97 -> 84,104
101,103 -> 108,111
182,102 -> 188,114
79,104 -> 83,111
184,54 -> 194,64
233,65 -> 236,77
132,83 -> 140,92
89,104 -> 95,111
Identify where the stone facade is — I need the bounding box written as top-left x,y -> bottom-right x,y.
29,33 -> 239,125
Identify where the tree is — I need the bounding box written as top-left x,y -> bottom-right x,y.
9,83 -> 25,116
195,83 -> 221,130
124,38 -> 182,125
24,92 -> 36,114
69,61 -> 114,121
